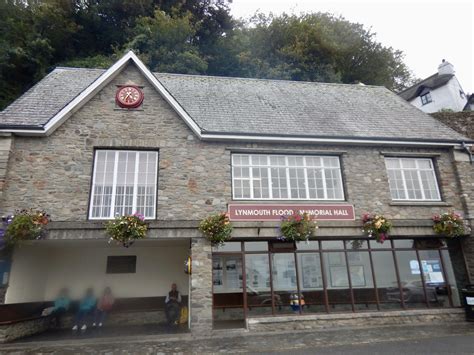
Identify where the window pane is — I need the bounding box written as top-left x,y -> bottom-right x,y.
246,254 -> 272,316
272,253 -> 298,314
213,242 -> 242,252
213,255 -> 244,323
296,241 -> 319,250
231,154 -> 344,200
372,251 -> 402,310
297,253 -> 325,313
385,157 -> 440,201
321,241 -> 344,249
418,250 -> 450,308
245,242 -> 268,251
441,250 -> 461,307
348,251 -> 377,311
90,150 -> 157,219
395,251 -> 428,308
324,252 -> 352,312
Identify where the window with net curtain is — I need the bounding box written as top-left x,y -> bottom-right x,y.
232,154 -> 344,200
384,157 -> 441,201
89,150 -> 158,219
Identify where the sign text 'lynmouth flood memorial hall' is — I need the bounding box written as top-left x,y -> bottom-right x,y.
0,51 -> 473,341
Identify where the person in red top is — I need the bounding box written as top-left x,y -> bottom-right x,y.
93,287 -> 114,327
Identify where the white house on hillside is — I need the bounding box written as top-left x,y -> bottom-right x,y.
399,60 -> 468,113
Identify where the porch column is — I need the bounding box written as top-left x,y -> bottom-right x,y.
190,237 -> 213,335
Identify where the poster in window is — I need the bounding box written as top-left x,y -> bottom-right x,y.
213,258 -> 223,287
225,258 -> 243,289
421,260 -> 444,284
349,265 -> 366,287
330,266 -> 349,287
328,252 -> 343,266
247,256 -> 270,290
301,254 -> 322,289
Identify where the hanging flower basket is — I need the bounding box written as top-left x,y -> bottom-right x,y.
362,213 -> 392,244
4,209 -> 50,246
105,213 -> 148,248
279,212 -> 318,242
432,211 -> 468,238
198,212 -> 233,246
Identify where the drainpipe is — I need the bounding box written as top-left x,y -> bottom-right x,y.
461,142 -> 473,164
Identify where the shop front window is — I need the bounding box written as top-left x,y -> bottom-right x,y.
211,239 -> 464,322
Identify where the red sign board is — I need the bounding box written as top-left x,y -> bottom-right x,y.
228,204 -> 355,221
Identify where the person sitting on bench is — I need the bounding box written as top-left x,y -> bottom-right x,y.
72,288 -> 96,331
165,283 -> 181,325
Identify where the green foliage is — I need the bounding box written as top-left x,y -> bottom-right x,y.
280,212 -> 317,242
105,214 -> 148,248
60,54 -> 115,69
126,10 -> 208,74
198,213 -> 233,245
0,2 -> 415,110
5,209 -> 50,245
432,211 -> 467,238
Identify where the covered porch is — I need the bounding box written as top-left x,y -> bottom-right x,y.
1,238 -> 191,342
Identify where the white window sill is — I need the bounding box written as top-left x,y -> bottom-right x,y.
389,201 -> 451,207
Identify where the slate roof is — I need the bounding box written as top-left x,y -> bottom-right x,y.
0,67 -> 469,142
0,68 -> 104,128
398,73 -> 454,101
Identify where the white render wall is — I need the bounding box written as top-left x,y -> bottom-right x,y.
5,240 -> 189,303
409,77 -> 467,113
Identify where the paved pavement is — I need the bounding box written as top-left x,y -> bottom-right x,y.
1,322 -> 474,354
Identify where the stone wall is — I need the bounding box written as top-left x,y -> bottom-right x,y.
247,308 -> 465,333
0,134 -> 12,205
0,317 -> 51,343
431,111 -> 474,140
190,238 -> 213,335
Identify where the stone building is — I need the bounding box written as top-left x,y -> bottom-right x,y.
0,51 -> 473,337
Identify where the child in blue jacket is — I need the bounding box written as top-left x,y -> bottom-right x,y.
72,288 -> 96,331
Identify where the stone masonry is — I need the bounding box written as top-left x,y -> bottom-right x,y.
190,238 -> 213,335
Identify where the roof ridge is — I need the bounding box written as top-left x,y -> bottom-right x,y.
154,72 -> 386,89
398,72 -> 455,94
54,66 -> 107,71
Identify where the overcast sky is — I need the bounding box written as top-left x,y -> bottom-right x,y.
230,0 -> 474,93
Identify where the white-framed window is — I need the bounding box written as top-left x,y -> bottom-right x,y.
232,154 -> 344,200
420,92 -> 432,105
89,150 -> 158,219
385,157 -> 441,201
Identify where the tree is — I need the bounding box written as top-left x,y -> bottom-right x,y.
125,10 -> 207,74
0,3 -> 416,110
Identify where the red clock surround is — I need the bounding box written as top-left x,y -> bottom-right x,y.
115,85 -> 144,108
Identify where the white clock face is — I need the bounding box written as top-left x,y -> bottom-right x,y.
116,86 -> 143,108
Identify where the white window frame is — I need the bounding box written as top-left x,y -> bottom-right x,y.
89,150 -> 158,220
385,157 -> 441,201
231,154 -> 345,201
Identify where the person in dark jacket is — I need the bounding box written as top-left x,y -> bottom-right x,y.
165,283 -> 181,325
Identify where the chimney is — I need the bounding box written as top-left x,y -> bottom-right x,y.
438,59 -> 455,75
